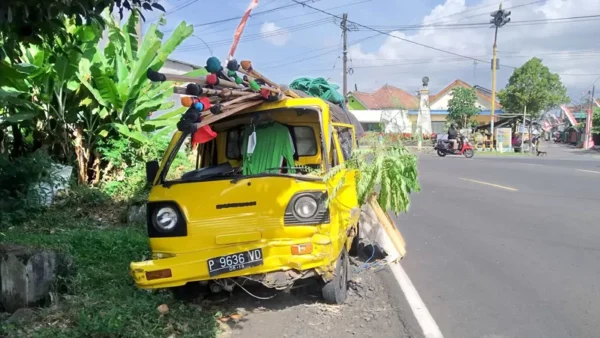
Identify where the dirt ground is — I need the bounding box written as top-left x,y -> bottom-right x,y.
204,256 -> 420,338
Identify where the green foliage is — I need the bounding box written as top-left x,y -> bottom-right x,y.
0,152 -> 56,226
593,106 -> 600,133
0,225 -> 219,337
1,12 -> 195,183
97,135 -> 194,202
76,11 -> 193,145
498,58 -> 570,118
325,143 -> 420,214
447,87 -> 480,128
0,0 -> 164,60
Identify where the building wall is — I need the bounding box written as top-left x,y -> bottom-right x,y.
347,95 -> 367,110
161,59 -> 197,75
152,60 -> 201,118
430,92 -> 491,110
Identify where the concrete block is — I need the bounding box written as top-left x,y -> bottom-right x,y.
0,244 -> 57,313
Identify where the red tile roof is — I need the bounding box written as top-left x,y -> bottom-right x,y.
349,85 -> 419,110
348,80 -> 501,110
431,79 -> 502,108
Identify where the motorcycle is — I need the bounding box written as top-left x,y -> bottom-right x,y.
434,134 -> 475,158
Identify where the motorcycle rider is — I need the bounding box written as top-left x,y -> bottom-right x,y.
448,123 -> 458,150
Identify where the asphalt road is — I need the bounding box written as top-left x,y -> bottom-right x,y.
394,145 -> 600,338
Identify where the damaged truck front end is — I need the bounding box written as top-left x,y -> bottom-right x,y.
130,98 -> 360,304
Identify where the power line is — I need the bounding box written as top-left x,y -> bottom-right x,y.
176,18 -> 334,51
361,14 -> 600,31
428,0 -> 547,26
260,32 -> 382,69
420,0 -> 504,26
188,0 -> 324,29
289,0 -> 517,69
148,0 -> 199,22
194,0 -> 372,35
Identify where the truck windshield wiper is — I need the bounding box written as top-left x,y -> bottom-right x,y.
230,172 -> 322,184
264,167 -> 312,174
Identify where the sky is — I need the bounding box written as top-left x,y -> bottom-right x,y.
141,0 -> 600,105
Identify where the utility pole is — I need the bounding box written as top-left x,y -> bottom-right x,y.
489,4 -> 511,150
341,13 -> 348,104
586,85 -> 595,149
521,105 -> 527,152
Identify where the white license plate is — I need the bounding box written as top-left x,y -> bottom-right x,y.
207,248 -> 263,277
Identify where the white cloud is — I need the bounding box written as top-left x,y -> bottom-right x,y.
260,21 -> 291,46
345,0 -> 600,101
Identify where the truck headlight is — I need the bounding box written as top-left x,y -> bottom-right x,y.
154,206 -> 178,232
294,196 -> 318,218
284,192 -> 330,225
146,202 -> 187,238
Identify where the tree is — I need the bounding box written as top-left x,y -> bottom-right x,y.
1,12 -> 196,183
593,105 -> 600,133
498,58 -> 569,118
447,87 -> 480,128
0,0 -> 164,59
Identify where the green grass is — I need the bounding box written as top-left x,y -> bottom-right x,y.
0,215 -> 219,337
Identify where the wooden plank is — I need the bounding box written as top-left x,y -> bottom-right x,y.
366,193 -> 407,258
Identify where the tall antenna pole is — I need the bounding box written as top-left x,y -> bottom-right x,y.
342,13 -> 348,104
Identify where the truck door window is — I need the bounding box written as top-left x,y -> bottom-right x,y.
335,126 -> 353,162
293,126 -> 317,156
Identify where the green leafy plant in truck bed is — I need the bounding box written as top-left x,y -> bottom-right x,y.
325,143 -> 419,214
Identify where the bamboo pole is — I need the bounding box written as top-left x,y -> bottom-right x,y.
366,193 -> 406,259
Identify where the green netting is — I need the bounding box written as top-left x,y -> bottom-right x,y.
241,122 -> 296,175
289,77 -> 344,104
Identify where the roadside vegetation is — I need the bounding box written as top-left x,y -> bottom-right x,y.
0,3 -> 222,337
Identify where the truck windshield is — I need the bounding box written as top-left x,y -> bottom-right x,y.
160,121 -> 322,185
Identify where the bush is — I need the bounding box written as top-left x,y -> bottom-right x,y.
97,135 -> 195,204
0,151 -> 58,227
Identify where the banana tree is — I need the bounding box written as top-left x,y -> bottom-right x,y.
78,11 -> 194,144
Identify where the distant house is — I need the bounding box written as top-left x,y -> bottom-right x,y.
347,79 -> 503,134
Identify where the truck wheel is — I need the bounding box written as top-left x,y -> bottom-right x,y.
171,282 -> 207,301
322,248 -> 349,304
349,224 -> 360,256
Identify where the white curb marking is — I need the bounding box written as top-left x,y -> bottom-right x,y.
389,261 -> 444,338
576,169 -> 600,174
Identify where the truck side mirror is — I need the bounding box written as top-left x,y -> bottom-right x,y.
146,161 -> 159,184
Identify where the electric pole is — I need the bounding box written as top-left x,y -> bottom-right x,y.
342,13 -> 348,104
586,85 -> 595,149
489,4 -> 511,150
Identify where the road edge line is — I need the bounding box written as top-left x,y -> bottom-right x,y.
389,262 -> 444,338
576,169 -> 600,174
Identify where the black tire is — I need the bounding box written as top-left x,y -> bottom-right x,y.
463,149 -> 474,158
322,248 -> 349,304
437,149 -> 446,157
349,224 -> 360,257
171,282 -> 207,301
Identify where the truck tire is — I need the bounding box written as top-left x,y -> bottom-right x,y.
322,248 -> 349,304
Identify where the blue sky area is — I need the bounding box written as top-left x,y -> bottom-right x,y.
141,0 -> 600,104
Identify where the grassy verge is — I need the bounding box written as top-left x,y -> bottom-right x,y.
0,197 -> 219,337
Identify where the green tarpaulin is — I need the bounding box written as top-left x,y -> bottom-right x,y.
289,77 -> 345,105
